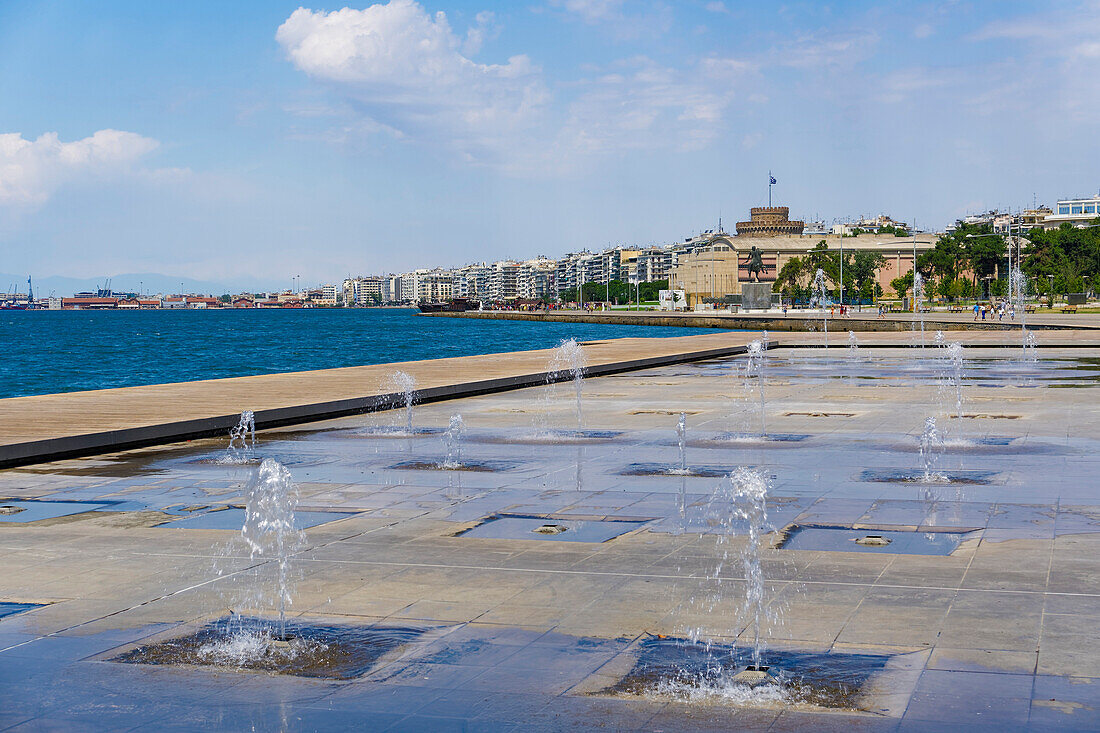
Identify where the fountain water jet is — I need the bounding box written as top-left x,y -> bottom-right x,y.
548,338 -> 587,430
847,332 -> 861,378
224,410 -> 256,462
675,412 -> 688,474
745,340 -> 767,437
239,458 -> 306,640
388,371 -> 417,434
1008,264 -> 1037,361
811,269 -> 829,348
440,414 -> 465,470
913,272 -> 926,348
944,343 -> 964,420
729,467 -> 771,668
919,417 -> 944,484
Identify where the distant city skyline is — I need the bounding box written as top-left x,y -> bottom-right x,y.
2,0 -> 1098,284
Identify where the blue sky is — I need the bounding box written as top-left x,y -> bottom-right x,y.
2,0 -> 1098,291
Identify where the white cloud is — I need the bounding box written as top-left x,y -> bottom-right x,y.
277,2 -> 748,173
544,0 -> 671,40
704,1 -> 728,13
276,1 -> 547,163
971,1 -> 1100,118
776,30 -> 879,69
553,55 -> 751,161
549,0 -> 624,23
0,129 -> 159,207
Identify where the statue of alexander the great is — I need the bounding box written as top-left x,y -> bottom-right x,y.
746,246 -> 768,282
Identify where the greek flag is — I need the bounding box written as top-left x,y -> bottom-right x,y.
769,175 -> 777,184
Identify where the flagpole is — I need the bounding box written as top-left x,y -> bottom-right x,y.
768,171 -> 772,207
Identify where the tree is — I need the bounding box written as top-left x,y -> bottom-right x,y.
1023,221 -> 1100,298
891,272 -> 913,299
847,250 -> 888,301
774,257 -> 809,299
965,232 -> 1007,281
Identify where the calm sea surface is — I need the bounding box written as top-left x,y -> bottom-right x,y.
1,308 -> 718,398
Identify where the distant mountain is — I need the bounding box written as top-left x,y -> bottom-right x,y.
1,272 -> 283,298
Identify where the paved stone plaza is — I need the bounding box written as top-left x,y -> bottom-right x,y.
2,342 -> 1099,731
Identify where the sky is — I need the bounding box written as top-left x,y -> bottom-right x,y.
1,0 -> 1098,292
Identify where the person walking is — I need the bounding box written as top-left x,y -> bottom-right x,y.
973,302 -> 980,321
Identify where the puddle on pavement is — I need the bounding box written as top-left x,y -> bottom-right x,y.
778,525 -> 972,555
458,514 -> 650,542
347,427 -> 443,438
601,637 -> 892,712
619,463 -> 735,478
696,433 -> 811,448
110,617 -> 425,679
0,602 -> 46,619
389,459 -> 515,473
859,469 -> 1000,485
468,429 -> 623,445
155,507 -> 353,530
0,499 -> 114,523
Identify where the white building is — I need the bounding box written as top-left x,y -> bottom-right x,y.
1045,194 -> 1100,229
342,277 -> 382,306
416,270 -> 454,302
517,258 -> 557,299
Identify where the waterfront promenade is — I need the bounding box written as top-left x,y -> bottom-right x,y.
0,332 -> 760,468
4,328 -> 1099,469
3,336 -> 1100,730
420,308 -> 1100,331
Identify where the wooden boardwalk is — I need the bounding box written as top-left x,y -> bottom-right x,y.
0,332 -> 762,467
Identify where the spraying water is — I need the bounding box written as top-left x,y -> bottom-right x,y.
919,417 -> 944,484
240,458 -> 306,640
729,467 -> 771,668
1023,330 -> 1038,363
388,371 -> 418,434
441,414 -> 465,470
226,410 -> 256,461
550,338 -> 587,430
1008,264 -> 1036,360
676,412 -> 688,474
913,272 -> 926,348
944,342 -> 964,420
812,269 -> 829,348
745,340 -> 767,437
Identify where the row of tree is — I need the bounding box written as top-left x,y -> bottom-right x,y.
558,279 -> 669,304
773,219 -> 1100,303
773,242 -> 887,303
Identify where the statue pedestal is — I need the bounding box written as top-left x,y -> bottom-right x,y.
741,283 -> 773,310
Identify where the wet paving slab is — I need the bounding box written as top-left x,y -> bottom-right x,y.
2,344 -> 1100,729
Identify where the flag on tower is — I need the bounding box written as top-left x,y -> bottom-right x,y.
769,175 -> 777,185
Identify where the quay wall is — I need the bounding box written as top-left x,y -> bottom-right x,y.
418,310 -> 1087,331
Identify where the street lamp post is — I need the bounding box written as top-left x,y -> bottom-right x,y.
839,237 -> 844,307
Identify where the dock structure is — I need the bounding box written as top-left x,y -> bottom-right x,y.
0,332 -> 763,468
